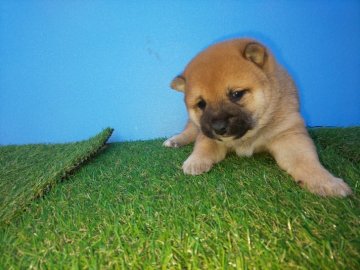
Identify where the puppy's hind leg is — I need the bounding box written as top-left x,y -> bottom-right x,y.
163,120 -> 199,148
268,131 -> 352,197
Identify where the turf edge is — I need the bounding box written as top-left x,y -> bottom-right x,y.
0,128 -> 114,226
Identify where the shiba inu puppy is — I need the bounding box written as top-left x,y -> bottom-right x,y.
164,38 -> 352,197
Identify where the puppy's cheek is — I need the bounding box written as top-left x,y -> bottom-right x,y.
189,110 -> 201,127
248,89 -> 268,119
182,155 -> 213,175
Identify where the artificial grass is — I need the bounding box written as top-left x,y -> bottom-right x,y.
0,127 -> 359,269
0,128 -> 113,225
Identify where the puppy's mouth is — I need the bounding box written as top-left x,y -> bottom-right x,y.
215,135 -> 238,142
205,130 -> 250,142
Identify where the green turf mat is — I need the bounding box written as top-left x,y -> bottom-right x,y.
0,127 -> 359,269
0,128 -> 113,225
309,127 -> 360,164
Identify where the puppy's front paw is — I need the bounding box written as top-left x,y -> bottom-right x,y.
163,136 -> 182,148
182,155 -> 213,175
304,177 -> 352,197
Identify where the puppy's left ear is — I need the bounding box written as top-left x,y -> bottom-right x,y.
244,42 -> 267,67
170,75 -> 186,92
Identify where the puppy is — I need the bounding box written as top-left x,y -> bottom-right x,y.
164,38 -> 352,197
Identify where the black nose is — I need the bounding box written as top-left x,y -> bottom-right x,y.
211,119 -> 227,135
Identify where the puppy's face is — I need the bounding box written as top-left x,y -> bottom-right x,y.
172,39 -> 274,141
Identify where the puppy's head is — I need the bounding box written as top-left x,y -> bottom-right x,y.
171,39 -> 276,141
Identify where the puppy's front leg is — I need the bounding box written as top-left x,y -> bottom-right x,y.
163,120 -> 199,148
268,132 -> 352,197
182,134 -> 227,175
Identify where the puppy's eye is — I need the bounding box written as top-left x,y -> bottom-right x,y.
197,99 -> 206,110
229,89 -> 248,102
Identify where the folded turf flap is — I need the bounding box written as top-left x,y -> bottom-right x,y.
0,128 -> 114,225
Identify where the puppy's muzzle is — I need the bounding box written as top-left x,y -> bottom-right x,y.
201,111 -> 253,140
211,119 -> 228,135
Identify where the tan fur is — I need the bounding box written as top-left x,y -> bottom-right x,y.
164,38 -> 352,197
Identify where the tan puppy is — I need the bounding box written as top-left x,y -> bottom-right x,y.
164,38 -> 352,197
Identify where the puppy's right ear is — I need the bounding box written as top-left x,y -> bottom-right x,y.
170,75 -> 186,92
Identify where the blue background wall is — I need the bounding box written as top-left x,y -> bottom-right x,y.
1,0 -> 359,144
